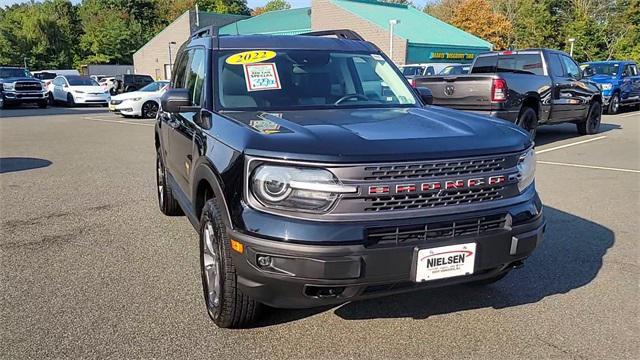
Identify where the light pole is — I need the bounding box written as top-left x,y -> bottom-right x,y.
168,41 -> 177,79
568,38 -> 576,57
389,19 -> 400,62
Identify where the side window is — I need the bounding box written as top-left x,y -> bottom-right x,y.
425,66 -> 435,76
630,64 -> 639,76
561,55 -> 581,79
548,54 -> 565,77
172,51 -> 190,88
185,48 -> 205,106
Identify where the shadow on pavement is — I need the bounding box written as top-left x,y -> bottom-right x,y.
0,105 -> 109,118
0,157 -> 52,174
534,122 -> 621,148
332,207 -> 613,321
252,206 -> 612,326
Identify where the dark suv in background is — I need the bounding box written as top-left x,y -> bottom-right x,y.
156,29 -> 545,328
113,74 -> 154,94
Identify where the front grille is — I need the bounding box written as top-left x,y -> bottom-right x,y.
362,157 -> 505,181
110,100 -> 123,105
15,81 -> 42,91
364,186 -> 504,212
366,213 -> 507,247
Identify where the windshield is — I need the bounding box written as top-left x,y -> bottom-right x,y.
584,63 -> 619,76
66,76 -> 98,86
0,68 -> 30,78
401,66 -> 424,76
33,72 -> 57,80
139,81 -> 169,92
217,50 -> 417,110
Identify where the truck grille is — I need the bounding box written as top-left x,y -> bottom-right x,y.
362,157 -> 505,181
363,186 -> 504,212
366,213 -> 507,247
15,81 -> 42,91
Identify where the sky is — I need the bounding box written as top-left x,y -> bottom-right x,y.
1,0 -> 432,10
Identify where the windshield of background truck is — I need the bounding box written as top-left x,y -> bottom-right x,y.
472,54 -> 544,75
401,66 -> 424,76
584,63 -> 619,76
0,68 -> 30,78
217,50 -> 417,110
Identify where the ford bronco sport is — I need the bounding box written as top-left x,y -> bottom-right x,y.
156,28 -> 545,328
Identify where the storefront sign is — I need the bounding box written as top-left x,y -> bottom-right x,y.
430,52 -> 475,60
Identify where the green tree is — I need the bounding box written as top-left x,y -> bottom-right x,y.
198,0 -> 251,15
251,0 -> 291,16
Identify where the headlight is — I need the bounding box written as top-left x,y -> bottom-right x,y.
250,165 -> 356,213
3,83 -> 14,91
73,90 -> 85,94
517,148 -> 536,192
600,83 -> 612,90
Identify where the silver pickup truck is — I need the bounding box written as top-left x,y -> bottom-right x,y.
414,49 -> 603,138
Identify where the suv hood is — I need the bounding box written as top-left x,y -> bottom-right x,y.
223,106 -> 531,162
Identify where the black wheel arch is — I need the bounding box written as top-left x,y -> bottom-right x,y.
192,162 -> 233,230
520,94 -> 541,119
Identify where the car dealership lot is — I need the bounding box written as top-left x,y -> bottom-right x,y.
1,107 -> 638,359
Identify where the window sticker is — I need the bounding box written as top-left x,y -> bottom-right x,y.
226,50 -> 277,65
243,63 -> 281,92
371,54 -> 384,61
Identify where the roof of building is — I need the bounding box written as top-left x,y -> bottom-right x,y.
218,34 -> 377,52
331,0 -> 492,49
219,7 -> 312,36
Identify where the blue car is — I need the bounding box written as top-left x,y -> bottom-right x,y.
581,61 -> 640,114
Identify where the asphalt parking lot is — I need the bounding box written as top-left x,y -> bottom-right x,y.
1,105 -> 639,359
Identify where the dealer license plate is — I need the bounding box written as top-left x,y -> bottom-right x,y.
415,243 -> 476,282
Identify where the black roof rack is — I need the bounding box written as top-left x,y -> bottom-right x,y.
301,29 -> 364,41
191,25 -> 219,39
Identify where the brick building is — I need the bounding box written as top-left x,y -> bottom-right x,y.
134,0 -> 492,78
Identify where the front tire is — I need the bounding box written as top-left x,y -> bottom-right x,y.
200,199 -> 260,328
577,102 -> 602,135
141,101 -> 159,119
0,95 -> 6,109
38,100 -> 47,109
607,93 -> 620,114
156,147 -> 183,216
516,106 -> 538,140
66,93 -> 76,107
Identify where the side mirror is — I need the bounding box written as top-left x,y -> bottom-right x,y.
161,88 -> 191,113
416,87 -> 433,105
582,69 -> 591,78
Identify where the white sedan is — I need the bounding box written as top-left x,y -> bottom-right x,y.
48,75 -> 110,106
109,81 -> 169,118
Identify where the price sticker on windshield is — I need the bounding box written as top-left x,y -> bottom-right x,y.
243,63 -> 281,91
226,50 -> 276,65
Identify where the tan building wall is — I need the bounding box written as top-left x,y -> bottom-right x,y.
133,11 -> 191,79
310,0 -> 407,64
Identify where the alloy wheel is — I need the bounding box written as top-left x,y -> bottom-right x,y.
611,96 -> 619,113
202,221 -> 221,309
143,102 -> 159,119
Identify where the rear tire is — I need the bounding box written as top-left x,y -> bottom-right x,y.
156,147 -> 183,216
200,199 -> 260,328
516,106 -> 538,140
48,92 -> 55,105
577,102 -> 602,135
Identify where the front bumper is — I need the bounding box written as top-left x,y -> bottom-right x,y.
73,93 -> 110,104
110,99 -> 142,115
229,198 -> 546,309
2,91 -> 47,103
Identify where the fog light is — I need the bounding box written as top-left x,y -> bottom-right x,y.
257,255 -> 272,268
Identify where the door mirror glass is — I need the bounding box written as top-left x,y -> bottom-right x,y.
161,88 -> 191,113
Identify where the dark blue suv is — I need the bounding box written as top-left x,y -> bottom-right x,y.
582,61 -> 640,114
155,28 -> 545,328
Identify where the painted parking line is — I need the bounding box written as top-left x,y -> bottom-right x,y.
82,116 -> 155,127
536,135 -> 607,154
538,160 -> 640,174
618,112 -> 640,118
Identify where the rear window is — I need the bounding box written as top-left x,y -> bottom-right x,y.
472,53 -> 544,75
